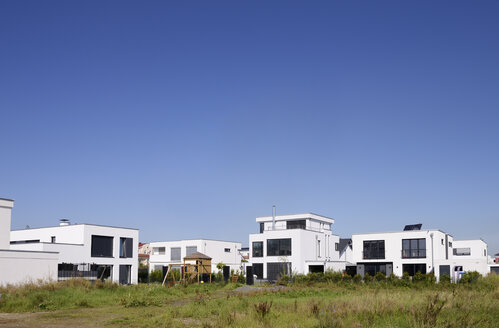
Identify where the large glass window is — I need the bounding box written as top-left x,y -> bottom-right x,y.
363,240 -> 385,259
120,238 -> 133,258
91,235 -> 113,258
286,220 -> 306,230
453,248 -> 471,256
402,238 -> 426,258
402,263 -> 427,276
253,263 -> 263,279
267,239 -> 292,256
252,241 -> 263,257
186,246 -> 197,256
267,262 -> 291,281
171,247 -> 181,261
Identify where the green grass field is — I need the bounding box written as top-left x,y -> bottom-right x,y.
0,275 -> 498,327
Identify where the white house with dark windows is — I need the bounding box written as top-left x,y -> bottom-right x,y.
148,239 -> 243,274
351,224 -> 490,280
248,213 -> 343,281
0,198 -> 58,286
10,219 -> 139,284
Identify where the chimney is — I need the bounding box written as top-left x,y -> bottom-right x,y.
59,219 -> 70,226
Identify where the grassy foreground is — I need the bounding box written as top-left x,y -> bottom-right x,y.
0,275 -> 498,328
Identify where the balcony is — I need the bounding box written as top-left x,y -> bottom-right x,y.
401,249 -> 426,259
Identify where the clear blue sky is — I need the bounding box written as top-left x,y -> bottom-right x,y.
1,1 -> 498,253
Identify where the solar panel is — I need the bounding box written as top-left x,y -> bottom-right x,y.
403,223 -> 422,231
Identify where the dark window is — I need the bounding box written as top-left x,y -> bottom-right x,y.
403,263 -> 426,276
186,246 -> 197,256
267,262 -> 291,281
120,238 -> 133,258
335,242 -> 339,251
365,263 -> 388,276
259,223 -> 264,233
224,248 -> 231,253
171,247 -> 181,261
119,265 -> 131,284
91,235 -> 113,257
441,239 -> 444,245
402,238 -> 426,258
363,240 -> 385,259
286,220 -> 306,230
453,248 -> 471,256
449,241 -> 452,247
253,263 -> 263,279
252,241 -> 263,257
267,239 -> 292,256
51,236 -> 56,243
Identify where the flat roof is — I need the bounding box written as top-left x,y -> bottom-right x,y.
256,213 -> 334,224
149,238 -> 242,244
0,197 -> 14,202
11,223 -> 139,231
352,229 -> 452,237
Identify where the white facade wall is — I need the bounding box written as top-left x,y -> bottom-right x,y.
352,230 -> 490,278
352,230 -> 452,277
149,239 -> 242,273
339,246 -> 353,264
11,224 -> 139,284
0,249 -> 58,286
0,199 -> 14,249
249,213 -> 343,280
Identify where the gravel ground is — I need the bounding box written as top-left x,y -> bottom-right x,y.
233,285 -> 291,293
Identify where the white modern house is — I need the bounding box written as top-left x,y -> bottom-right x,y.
149,239 -> 243,274
351,224 -> 490,280
10,219 -> 139,284
0,198 -> 58,286
248,213 -> 343,281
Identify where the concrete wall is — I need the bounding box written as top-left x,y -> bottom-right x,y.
0,249 -> 58,286
0,199 -> 14,249
149,239 -> 242,273
11,224 -> 139,284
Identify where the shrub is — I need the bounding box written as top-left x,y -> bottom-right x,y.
402,271 -> 411,281
460,271 -> 481,284
439,274 -> 451,284
387,273 -> 399,283
293,274 -> 309,284
324,271 -> 342,283
149,269 -> 163,283
375,272 -> 386,282
254,301 -> 272,320
278,274 -> 290,285
413,271 -> 425,283
363,273 -> 373,283
342,273 -> 352,282
353,274 -> 362,283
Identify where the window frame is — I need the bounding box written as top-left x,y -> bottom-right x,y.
252,241 -> 263,258
91,235 -> 114,258
266,238 -> 292,256
362,240 -> 385,260
401,238 -> 426,259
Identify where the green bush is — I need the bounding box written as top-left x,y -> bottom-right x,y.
353,274 -> 362,283
439,274 -> 451,284
324,271 -> 343,283
375,272 -> 386,282
460,271 -> 481,284
413,271 -> 425,283
149,269 -> 163,283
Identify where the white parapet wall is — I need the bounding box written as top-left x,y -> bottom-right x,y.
0,249 -> 58,286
